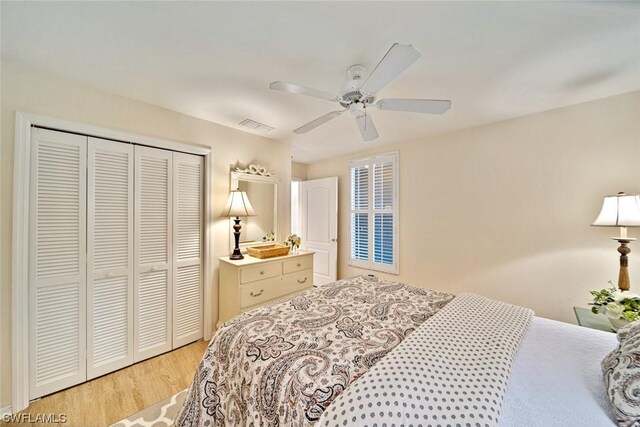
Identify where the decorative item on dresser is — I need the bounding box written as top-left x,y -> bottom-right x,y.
221,189 -> 256,260
246,244 -> 290,259
285,233 -> 302,254
592,192 -> 640,291
217,251 -> 314,327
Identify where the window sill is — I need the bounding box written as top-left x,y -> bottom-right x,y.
348,261 -> 399,275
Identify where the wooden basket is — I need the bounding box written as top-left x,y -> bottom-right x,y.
247,244 -> 290,259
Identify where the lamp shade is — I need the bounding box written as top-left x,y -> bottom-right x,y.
592,192 -> 640,227
221,190 -> 256,217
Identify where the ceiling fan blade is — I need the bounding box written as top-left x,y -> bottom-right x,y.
376,98 -> 452,114
270,81 -> 338,102
293,110 -> 345,134
361,43 -> 421,94
355,114 -> 379,142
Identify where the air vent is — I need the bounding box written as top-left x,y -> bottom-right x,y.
239,119 -> 274,132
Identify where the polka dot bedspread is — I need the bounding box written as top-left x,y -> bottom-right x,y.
316,293 -> 534,427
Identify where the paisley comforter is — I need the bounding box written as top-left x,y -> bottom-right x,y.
176,275 -> 453,426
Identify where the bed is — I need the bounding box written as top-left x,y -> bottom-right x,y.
176,275 -> 619,426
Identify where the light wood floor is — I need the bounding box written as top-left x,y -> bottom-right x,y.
7,340 -> 209,427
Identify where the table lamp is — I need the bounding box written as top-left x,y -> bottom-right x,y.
592,192 -> 640,291
222,189 -> 256,260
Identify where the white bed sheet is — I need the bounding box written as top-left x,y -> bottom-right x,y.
500,316 -> 617,426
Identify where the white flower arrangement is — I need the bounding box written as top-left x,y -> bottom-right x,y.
590,282 -> 640,323
285,234 -> 301,250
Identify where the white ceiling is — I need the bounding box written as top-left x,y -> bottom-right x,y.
2,1 -> 639,163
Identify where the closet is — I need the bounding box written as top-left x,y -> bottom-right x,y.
28,127 -> 203,399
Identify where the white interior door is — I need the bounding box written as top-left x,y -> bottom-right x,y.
172,153 -> 203,348
301,177 -> 338,285
87,138 -> 134,379
29,128 -> 87,399
134,146 -> 173,361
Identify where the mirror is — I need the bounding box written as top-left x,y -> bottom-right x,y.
230,171 -> 278,252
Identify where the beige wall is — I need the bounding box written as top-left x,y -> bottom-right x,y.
0,61 -> 291,408
307,91 -> 640,326
291,161 -> 308,180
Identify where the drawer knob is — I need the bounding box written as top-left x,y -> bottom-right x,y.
297,263 -> 301,267
250,289 -> 264,297
297,277 -> 307,284
260,271 -> 265,275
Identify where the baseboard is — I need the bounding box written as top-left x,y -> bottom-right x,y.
0,405 -> 13,416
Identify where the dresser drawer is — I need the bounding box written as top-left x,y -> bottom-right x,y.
240,262 -> 281,284
239,278 -> 282,308
283,268 -> 313,290
283,255 -> 313,275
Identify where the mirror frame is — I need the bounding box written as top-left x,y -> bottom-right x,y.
230,171 -> 279,252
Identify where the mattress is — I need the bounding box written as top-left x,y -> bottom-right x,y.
500,316 -> 617,426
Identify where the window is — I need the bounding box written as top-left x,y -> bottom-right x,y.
349,152 -> 398,274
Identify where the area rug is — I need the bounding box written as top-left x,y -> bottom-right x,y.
110,389 -> 186,427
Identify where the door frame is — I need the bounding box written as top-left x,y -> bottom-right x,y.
11,111 -> 214,412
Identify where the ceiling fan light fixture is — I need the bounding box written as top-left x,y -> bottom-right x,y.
349,102 -> 366,117
346,64 -> 366,81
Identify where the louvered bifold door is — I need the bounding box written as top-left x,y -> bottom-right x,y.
172,153 -> 203,348
29,128 -> 87,399
134,146 -> 173,362
87,138 -> 134,379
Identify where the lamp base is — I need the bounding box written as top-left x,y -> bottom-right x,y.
614,238 -> 632,291
230,217 -> 244,260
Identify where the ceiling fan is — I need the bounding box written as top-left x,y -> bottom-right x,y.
270,43 -> 451,142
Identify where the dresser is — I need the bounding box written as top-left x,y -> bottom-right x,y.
218,251 -> 314,327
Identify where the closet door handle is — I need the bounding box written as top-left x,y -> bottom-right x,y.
297,277 -> 307,284
106,272 -> 114,278
250,289 -> 264,297
151,266 -> 158,272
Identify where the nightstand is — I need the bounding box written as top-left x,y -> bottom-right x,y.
573,306 -> 614,333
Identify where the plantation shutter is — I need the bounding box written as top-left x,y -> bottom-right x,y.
373,160 -> 394,265
172,153 -> 203,348
134,146 -> 173,362
86,137 -> 134,379
350,164 -> 369,261
349,152 -> 398,274
29,128 -> 87,398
